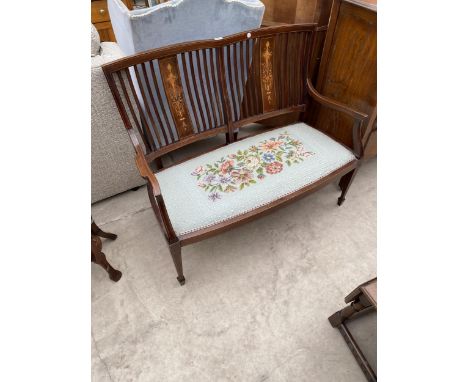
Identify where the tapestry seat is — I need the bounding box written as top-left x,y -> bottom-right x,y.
156,123 -> 357,236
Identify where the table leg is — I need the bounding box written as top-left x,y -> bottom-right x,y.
91,235 -> 122,282
329,295 -> 373,327
329,293 -> 377,382
91,221 -> 117,240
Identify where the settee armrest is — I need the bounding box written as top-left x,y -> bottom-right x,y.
128,129 -> 161,196
306,79 -> 368,159
130,129 -> 178,241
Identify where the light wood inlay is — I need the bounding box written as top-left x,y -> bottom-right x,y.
260,37 -> 277,113
159,56 -> 193,139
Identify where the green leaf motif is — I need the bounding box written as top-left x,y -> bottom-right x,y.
191,131 -> 314,201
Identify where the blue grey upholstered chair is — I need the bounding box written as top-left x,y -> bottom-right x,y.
108,0 -> 265,55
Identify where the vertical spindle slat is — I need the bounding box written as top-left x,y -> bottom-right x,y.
281,33 -> 288,108
304,31 -> 314,100
274,33 -> 282,110
141,62 -> 168,146
203,49 -> 220,127
245,39 -> 255,117
289,33 -> 296,106
115,71 -> 147,147
301,33 -> 308,102
181,52 -> 201,133
149,60 -> 175,142
210,48 -> 225,126
134,64 -> 163,148
232,43 -> 242,120
251,39 -> 261,115
239,40 -> 247,118
217,47 -> 234,142
195,50 -> 214,130
225,45 -> 238,120
296,33 -> 303,103
188,51 -> 208,130
123,69 -> 155,149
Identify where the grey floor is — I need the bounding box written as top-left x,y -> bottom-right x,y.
92,154 -> 376,382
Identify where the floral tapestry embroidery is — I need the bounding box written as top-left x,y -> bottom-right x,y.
191,132 -> 314,201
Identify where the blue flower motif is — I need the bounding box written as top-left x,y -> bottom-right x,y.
218,176 -> 232,184
204,174 -> 216,183
262,153 -> 275,163
208,192 -> 221,202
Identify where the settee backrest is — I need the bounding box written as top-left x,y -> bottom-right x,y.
102,24 -> 317,163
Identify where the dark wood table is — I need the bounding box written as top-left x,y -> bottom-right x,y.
91,220 -> 122,282
329,278 -> 377,381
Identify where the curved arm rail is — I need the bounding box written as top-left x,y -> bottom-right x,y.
306,78 -> 368,158
130,129 -> 178,241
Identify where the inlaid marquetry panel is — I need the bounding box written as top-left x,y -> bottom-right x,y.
159,56 -> 194,138
259,37 -> 277,113
103,25 -> 318,160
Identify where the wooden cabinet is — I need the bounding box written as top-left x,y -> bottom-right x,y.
313,0 -> 377,159
261,0 -> 333,26
91,0 -> 134,42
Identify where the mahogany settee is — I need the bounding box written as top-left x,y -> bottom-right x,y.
103,25 -> 368,285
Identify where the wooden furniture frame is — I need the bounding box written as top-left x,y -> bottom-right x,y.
91,221 -> 122,282
329,278 -> 377,381
102,25 -> 368,285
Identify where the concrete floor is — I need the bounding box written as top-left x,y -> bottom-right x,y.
91,156 -> 376,382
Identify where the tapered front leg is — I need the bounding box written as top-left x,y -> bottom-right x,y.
337,168 -> 358,206
169,241 -> 185,286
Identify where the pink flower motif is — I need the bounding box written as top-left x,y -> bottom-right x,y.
230,169 -> 253,184
219,159 -> 234,175
191,165 -> 205,176
298,147 -> 312,157
260,140 -> 282,152
266,161 -> 283,174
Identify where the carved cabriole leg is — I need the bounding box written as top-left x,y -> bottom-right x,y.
337,168 -> 358,206
169,241 -> 185,286
91,221 -> 117,240
91,236 -> 122,282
